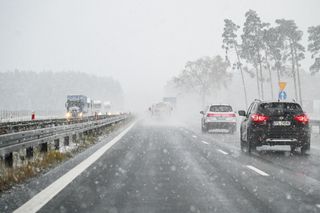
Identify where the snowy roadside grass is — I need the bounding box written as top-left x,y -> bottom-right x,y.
0,118 -> 132,192
0,151 -> 71,192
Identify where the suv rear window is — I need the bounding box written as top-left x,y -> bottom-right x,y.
210,105 -> 232,112
258,103 -> 303,116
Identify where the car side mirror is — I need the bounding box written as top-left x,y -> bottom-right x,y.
200,111 -> 204,115
238,110 -> 246,117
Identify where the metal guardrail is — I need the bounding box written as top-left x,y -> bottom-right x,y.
0,110 -> 63,122
310,119 -> 320,133
0,114 -> 120,135
0,115 -> 128,155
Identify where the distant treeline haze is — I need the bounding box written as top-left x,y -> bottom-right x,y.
0,70 -> 124,111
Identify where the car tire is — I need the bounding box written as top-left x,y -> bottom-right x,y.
301,143 -> 310,155
240,138 -> 245,152
240,129 -> 246,152
247,131 -> 256,154
201,124 -> 207,133
290,145 -> 296,152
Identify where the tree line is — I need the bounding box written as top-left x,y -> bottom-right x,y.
170,9 -> 320,108
0,70 -> 124,111
223,10 -> 320,107
171,56 -> 230,106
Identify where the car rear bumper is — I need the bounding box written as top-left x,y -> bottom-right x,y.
263,138 -> 300,146
205,122 -> 236,130
250,127 -> 310,146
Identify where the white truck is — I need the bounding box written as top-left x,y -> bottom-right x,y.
65,95 -> 89,118
151,102 -> 173,118
92,100 -> 103,115
103,101 -> 111,114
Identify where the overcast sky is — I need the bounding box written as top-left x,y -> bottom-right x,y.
0,0 -> 319,110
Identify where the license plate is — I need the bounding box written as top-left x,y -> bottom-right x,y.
273,121 -> 291,126
216,117 -> 226,120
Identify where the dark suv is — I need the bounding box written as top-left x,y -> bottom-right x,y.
238,100 -> 310,154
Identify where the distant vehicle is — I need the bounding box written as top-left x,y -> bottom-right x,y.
163,97 -> 177,109
65,95 -> 89,118
200,104 -> 236,134
103,101 -> 111,114
238,100 -> 310,154
151,102 -> 173,118
93,100 -> 103,115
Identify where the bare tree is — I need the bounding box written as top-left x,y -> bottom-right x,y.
173,56 -> 230,106
241,10 -> 268,100
275,19 -> 305,104
222,19 -> 248,108
308,25 -> 320,75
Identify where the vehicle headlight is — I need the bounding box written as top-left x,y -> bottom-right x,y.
66,112 -> 71,118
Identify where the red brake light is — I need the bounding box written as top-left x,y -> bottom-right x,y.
294,114 -> 309,124
251,114 -> 269,123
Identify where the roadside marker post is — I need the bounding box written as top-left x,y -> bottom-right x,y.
278,82 -> 287,101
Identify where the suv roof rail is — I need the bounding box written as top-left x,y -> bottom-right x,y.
254,99 -> 262,102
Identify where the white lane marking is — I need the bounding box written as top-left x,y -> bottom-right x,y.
246,165 -> 270,177
192,135 -> 197,138
14,122 -> 137,213
201,140 -> 209,145
316,204 -> 320,208
217,149 -> 228,155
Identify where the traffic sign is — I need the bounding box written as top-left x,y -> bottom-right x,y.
278,91 -> 287,100
279,82 -> 287,91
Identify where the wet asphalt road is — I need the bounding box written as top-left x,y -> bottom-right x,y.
2,119 -> 320,213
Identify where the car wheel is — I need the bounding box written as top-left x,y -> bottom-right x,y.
290,145 -> 296,152
240,130 -> 246,152
240,138 -> 245,152
201,124 -> 207,133
301,143 -> 310,155
247,131 -> 256,154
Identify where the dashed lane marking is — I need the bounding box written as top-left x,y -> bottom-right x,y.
201,140 -> 209,145
13,122 -> 137,213
246,165 -> 270,177
217,149 -> 228,155
192,135 -> 197,138
316,204 -> 320,208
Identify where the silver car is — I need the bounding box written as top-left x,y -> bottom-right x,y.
200,104 -> 237,133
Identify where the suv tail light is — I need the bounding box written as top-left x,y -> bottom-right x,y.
294,114 -> 309,124
251,114 -> 269,123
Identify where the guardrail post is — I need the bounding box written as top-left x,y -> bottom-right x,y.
64,136 -> 69,146
40,143 -> 48,153
26,147 -> 33,159
5,152 -> 13,167
54,139 -> 60,150
72,134 -> 77,143
78,132 -> 83,140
